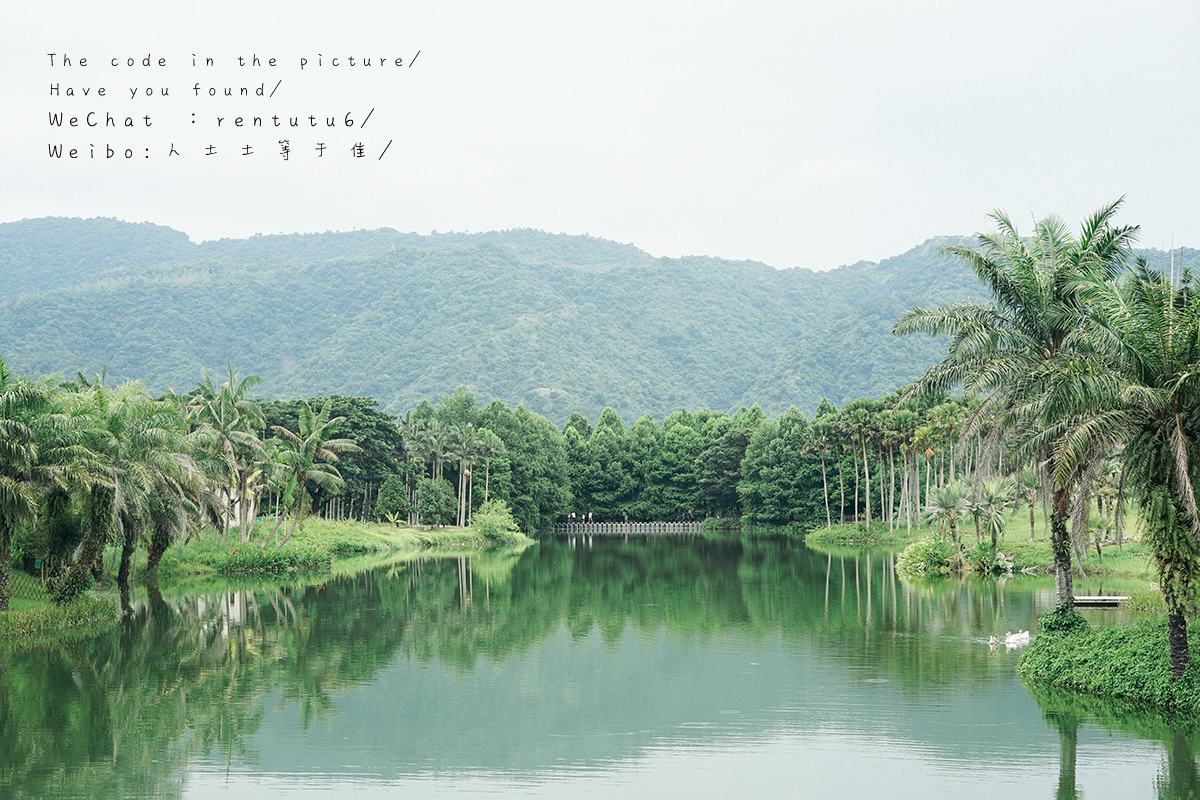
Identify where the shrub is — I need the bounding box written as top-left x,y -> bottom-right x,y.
895,537 -> 956,576
1019,616 -> 1200,714
1038,604 -> 1089,634
468,500 -> 524,545
964,542 -> 1015,576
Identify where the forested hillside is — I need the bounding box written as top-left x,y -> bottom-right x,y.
2,216 -> 1187,423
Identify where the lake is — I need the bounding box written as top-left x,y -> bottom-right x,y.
1,535 -> 1193,799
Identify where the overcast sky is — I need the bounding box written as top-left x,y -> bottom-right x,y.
5,1 -> 1198,270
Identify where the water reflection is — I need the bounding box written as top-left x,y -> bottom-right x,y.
0,536 -> 1185,798
1028,683 -> 1200,800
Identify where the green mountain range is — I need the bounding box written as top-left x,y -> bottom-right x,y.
2,216 -> 1188,424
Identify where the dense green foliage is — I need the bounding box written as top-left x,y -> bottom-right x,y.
375,475 -> 412,522
468,500 -> 524,545
1020,615 -> 1200,713
415,477 -> 456,526
0,217 -> 1003,424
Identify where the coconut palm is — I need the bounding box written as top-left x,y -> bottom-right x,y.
895,199 -> 1138,609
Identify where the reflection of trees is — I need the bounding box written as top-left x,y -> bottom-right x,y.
1028,683 -> 1200,800
0,536 -> 1168,796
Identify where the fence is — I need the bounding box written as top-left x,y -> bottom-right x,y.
552,521 -> 702,536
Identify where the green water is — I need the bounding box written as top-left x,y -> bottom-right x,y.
0,536 -> 1193,799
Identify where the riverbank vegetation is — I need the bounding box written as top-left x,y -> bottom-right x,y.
0,361 -> 556,614
1020,612 -> 1200,714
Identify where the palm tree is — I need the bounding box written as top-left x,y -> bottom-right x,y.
444,423 -> 476,527
0,358 -> 53,611
1016,466 -> 1040,541
895,199 -> 1138,610
52,381 -> 193,604
184,364 -> 267,543
807,414 -> 837,529
476,428 -> 505,504
269,399 -> 361,547
925,482 -> 970,562
975,476 -> 1016,550
1047,260 -> 1200,678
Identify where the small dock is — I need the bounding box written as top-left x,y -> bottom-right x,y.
1073,596 -> 1129,608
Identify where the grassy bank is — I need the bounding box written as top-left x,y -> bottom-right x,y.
149,518 -> 533,578
805,522 -> 914,548
0,592 -> 120,641
1020,611 -> 1200,714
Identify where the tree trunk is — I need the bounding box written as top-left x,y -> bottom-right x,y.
820,453 -> 831,529
853,452 -> 860,523
1169,611 -> 1190,681
889,446 -> 896,533
861,437 -> 871,527
1030,501 -> 1036,541
0,534 -> 10,612
146,521 -> 171,572
53,491 -> 112,605
117,529 -> 135,586
1051,485 -> 1074,610
925,457 -> 932,528
837,450 -> 846,524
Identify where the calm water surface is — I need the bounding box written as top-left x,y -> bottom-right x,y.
1,536 -> 1194,799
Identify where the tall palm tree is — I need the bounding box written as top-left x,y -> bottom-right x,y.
184,364 -> 267,543
476,428 -> 505,504
807,414 -> 837,529
269,399 -> 361,547
894,199 -> 1138,610
1016,466 -> 1041,541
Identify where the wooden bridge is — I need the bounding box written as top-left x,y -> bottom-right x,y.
553,521 -> 703,536
1073,595 -> 1129,608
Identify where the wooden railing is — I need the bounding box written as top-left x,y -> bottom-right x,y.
552,521 -> 702,536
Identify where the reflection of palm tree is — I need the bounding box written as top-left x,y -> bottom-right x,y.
1055,714 -> 1080,800
1157,730 -> 1200,799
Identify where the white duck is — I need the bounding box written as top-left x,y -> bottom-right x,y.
1005,630 -> 1031,645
